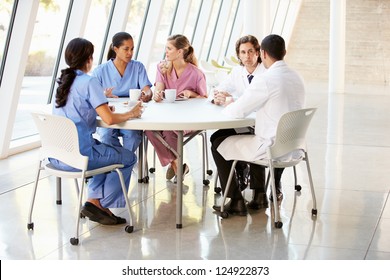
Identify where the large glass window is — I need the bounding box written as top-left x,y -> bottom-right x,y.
11,0 -> 71,141
149,0 -> 178,65
221,0 -> 240,61
84,0 -> 113,67
198,0 -> 221,61
0,0 -> 16,86
184,0 -> 202,43
125,0 -> 149,52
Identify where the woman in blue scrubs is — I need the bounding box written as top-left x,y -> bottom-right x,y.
92,32 -> 152,153
52,37 -> 143,225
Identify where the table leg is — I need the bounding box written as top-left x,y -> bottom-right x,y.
137,133 -> 144,183
136,131 -> 150,183
176,131 -> 183,228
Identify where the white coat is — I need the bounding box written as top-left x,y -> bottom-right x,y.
217,63 -> 266,98
217,60 -> 305,162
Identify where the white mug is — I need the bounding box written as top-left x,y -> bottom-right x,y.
129,89 -> 141,102
164,89 -> 176,103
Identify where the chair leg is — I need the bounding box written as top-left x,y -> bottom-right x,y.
56,177 -> 62,205
115,168 -> 134,233
265,169 -> 270,192
27,161 -> 44,230
293,166 -> 298,188
200,131 -> 211,185
220,160 -> 238,217
304,152 -> 317,215
269,162 -> 283,228
201,131 -> 212,176
144,138 -> 156,174
74,179 -> 80,196
70,176 -> 85,245
214,171 -> 222,193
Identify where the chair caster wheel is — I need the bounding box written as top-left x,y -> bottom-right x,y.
221,211 -> 229,219
274,221 -> 283,228
207,170 -> 213,175
125,225 -> 134,233
142,177 -> 149,183
214,187 -> 222,194
295,185 -> 302,191
27,223 -> 34,230
80,212 -> 85,219
312,209 -> 317,216
149,167 -> 155,173
70,237 -> 79,245
203,179 -> 210,185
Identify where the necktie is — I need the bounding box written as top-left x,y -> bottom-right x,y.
247,74 -> 253,84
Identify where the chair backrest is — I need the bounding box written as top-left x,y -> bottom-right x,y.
230,56 -> 239,64
268,108 -> 317,159
224,56 -> 239,67
31,112 -> 88,171
200,60 -> 217,72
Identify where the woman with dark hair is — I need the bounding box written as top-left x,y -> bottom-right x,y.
145,34 -> 207,181
92,32 -> 152,153
52,37 -> 143,225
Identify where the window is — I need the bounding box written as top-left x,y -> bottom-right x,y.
184,0 -> 202,42
125,0 -> 149,51
84,0 -> 113,67
0,0 -> 16,86
149,0 -> 178,64
11,0 -> 71,141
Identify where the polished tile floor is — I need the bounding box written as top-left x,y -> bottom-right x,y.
1,82 -> 390,261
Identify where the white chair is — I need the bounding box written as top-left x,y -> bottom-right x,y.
224,56 -> 239,67
211,59 -> 232,73
200,60 -> 218,72
199,60 -> 230,93
27,112 -> 134,245
218,108 -> 318,228
230,56 -> 240,64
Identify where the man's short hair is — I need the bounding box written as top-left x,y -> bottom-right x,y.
260,34 -> 286,60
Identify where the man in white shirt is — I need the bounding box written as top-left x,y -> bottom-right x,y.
212,34 -> 305,216
211,35 -> 266,200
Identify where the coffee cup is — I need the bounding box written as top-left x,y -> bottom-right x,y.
164,89 -> 176,103
129,89 -> 141,102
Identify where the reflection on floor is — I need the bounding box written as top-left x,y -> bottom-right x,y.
1,82 -> 390,260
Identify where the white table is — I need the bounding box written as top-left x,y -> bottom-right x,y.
97,98 -> 255,228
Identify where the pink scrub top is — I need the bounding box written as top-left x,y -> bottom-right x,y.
155,62 -> 207,97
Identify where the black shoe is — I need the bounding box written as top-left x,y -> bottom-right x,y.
236,163 -> 250,191
81,202 -> 116,225
112,214 -> 127,224
247,191 -> 268,209
213,198 -> 247,216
